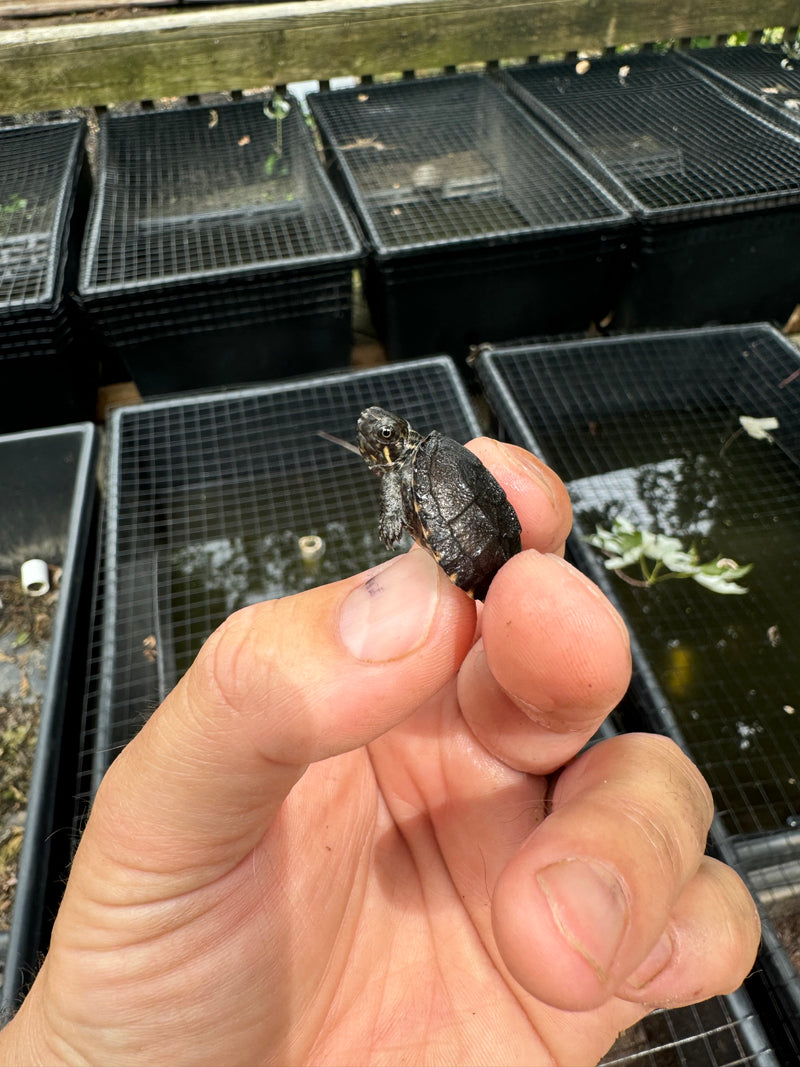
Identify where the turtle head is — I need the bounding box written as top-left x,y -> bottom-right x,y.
358,407 -> 416,470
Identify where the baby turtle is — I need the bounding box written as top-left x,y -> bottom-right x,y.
357,406 -> 522,600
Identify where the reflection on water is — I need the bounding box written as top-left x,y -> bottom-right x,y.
158,475 -> 402,686
554,410 -> 800,836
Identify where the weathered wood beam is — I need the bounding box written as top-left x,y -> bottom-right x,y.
0,0 -> 796,114
0,1 -> 172,17
0,0 -> 238,18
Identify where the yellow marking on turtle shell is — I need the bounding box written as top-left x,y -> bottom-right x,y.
413,498 -> 421,514
448,572 -> 459,584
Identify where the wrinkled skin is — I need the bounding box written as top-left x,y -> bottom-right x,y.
0,439 -> 760,1067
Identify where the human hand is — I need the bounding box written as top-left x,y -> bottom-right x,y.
0,440 -> 760,1067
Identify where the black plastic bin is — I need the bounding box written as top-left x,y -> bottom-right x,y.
78,96 -> 362,395
715,828 -> 800,1062
501,53 -> 800,330
476,322 -> 800,1056
0,119 -> 95,432
0,423 -> 98,1013
677,44 -> 800,127
89,357 -> 480,784
308,73 -> 634,361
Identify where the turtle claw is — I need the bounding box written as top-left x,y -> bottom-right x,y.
379,516 -> 403,549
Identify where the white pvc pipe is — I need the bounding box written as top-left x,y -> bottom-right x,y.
20,558 -> 50,597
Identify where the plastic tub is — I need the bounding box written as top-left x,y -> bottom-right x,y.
0,423 -> 98,1012
501,53 -> 800,329
78,96 -> 362,394
309,73 -> 634,361
0,119 -> 95,430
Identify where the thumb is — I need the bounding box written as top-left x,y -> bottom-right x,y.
83,550 -> 475,881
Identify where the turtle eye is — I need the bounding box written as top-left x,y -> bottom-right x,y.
380,426 -> 393,440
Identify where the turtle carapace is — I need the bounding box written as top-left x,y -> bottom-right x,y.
357,406 -> 521,600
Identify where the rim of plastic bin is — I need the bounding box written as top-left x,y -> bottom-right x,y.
79,94 -> 362,295
0,118 -> 85,310
600,985 -> 778,1066
714,825 -> 800,1055
499,52 -> 800,221
307,72 -> 631,257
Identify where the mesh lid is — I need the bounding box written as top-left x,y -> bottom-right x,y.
0,119 -> 84,308
80,96 -> 361,293
478,324 -> 800,837
679,44 -> 800,117
503,53 -> 800,217
91,358 -> 478,775
308,73 -> 629,254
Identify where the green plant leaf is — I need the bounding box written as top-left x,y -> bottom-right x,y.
583,516 -> 752,595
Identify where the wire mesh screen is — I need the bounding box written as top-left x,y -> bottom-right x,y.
678,45 -> 800,122
601,993 -> 776,1066
308,73 -> 629,253
477,324 -> 800,838
86,358 -> 480,785
80,95 -> 360,291
0,119 -> 84,309
501,53 -> 800,217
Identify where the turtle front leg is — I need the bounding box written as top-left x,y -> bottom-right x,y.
377,469 -> 406,549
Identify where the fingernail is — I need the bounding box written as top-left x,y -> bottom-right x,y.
339,551 -> 440,662
626,931 -> 673,990
537,859 -> 629,981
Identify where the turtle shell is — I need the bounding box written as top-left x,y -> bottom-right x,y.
405,431 -> 521,600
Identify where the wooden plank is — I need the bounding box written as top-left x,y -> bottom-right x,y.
0,1 -> 253,17
0,1 -> 174,17
0,0 -> 796,113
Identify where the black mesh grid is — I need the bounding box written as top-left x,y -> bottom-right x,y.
501,53 -> 800,218
84,358 -> 479,785
477,324 -> 800,838
80,96 -> 360,291
308,73 -> 630,254
678,45 -> 800,122
600,992 -> 775,1066
0,119 -> 84,309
